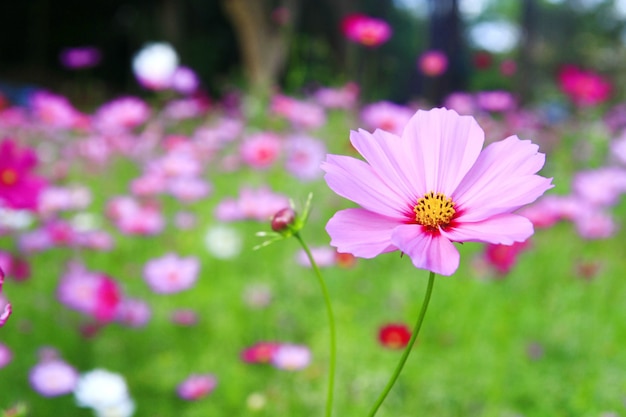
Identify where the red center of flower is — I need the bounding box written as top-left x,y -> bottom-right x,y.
414,191 -> 456,229
0,168 -> 18,186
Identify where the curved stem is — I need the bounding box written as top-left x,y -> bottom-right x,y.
294,233 -> 336,417
366,271 -> 436,417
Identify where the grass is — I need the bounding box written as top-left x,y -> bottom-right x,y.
2,103 -> 626,417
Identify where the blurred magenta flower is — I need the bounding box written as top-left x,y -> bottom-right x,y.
29,91 -> 85,130
341,13 -> 392,47
483,240 -> 530,276
171,66 -> 200,95
475,90 -> 517,113
558,64 -> 612,107
59,46 -> 102,69
0,138 -> 47,211
143,253 -> 199,294
418,50 -> 448,77
241,342 -> 280,364
177,374 -> 217,400
378,323 -> 411,349
322,108 -> 553,276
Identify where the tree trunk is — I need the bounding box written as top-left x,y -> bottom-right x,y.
221,0 -> 298,95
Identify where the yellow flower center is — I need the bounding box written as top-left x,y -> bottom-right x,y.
414,191 -> 456,229
0,168 -> 18,186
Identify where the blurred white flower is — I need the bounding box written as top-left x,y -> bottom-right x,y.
204,225 -> 243,259
0,206 -> 35,230
132,42 -> 179,90
74,369 -> 135,417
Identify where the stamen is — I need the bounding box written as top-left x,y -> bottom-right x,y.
414,191 -> 456,229
0,169 -> 18,186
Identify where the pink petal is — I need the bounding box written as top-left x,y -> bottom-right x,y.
326,208 -> 398,258
401,108 -> 484,195
441,214 -> 534,245
322,155 -> 410,218
349,129 -> 421,203
0,303 -> 11,326
452,135 -> 553,221
391,225 -> 459,276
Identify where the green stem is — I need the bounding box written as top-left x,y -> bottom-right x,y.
294,233 -> 336,417
366,271 -> 436,417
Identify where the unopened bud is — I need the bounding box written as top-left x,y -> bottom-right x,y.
271,207 -> 296,233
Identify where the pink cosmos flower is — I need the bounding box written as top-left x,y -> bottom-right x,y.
482,240 -> 530,276
270,95 -> 326,130
177,374 -> 217,400
418,50 -> 448,77
270,344 -> 311,370
57,262 -> 122,323
285,134 -> 326,181
558,64 -> 612,107
341,14 -> 392,47
115,298 -> 151,327
313,82 -> 359,110
0,342 -> 12,368
0,138 -> 47,211
171,66 -> 200,95
0,267 -> 11,327
239,132 -> 282,170
143,253 -> 199,294
360,101 -> 414,136
29,358 -> 79,397
241,342 -> 281,364
93,97 -> 151,134
322,107 -> 553,276
475,90 -> 517,113
29,91 -> 84,130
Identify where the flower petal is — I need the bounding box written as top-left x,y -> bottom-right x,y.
349,128 -> 421,203
442,214 -> 534,245
322,154 -> 410,218
326,208 -> 398,257
401,108 -> 484,195
391,225 -> 460,276
452,135 -> 553,221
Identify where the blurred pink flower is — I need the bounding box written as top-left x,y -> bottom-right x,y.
115,298 -> 151,327
93,97 -> 151,134
572,168 -> 626,207
0,342 -> 11,368
558,64 -> 612,107
483,240 -> 530,276
295,246 -> 337,268
29,359 -> 78,397
0,138 -> 47,211
0,267 -> 11,327
271,344 -> 311,371
443,92 -> 477,116
177,374 -> 217,400
57,263 -> 122,323
475,90 -> 516,113
341,14 -> 392,47
106,196 -> 165,235
313,82 -> 359,109
214,186 -> 290,222
171,309 -> 198,326
418,50 -> 448,77
360,101 -> 414,136
239,132 -> 282,170
59,46 -> 102,69
171,66 -> 200,95
29,91 -> 85,130
270,94 -> 326,130
241,342 -> 281,364
143,253 -> 199,294
167,176 -> 211,203
285,134 -> 326,181
322,108 -> 553,276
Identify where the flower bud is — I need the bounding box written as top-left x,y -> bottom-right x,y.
270,207 -> 296,233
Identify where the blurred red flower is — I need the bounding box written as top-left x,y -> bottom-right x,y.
378,323 -> 411,349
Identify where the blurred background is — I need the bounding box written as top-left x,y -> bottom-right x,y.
2,0 -> 626,108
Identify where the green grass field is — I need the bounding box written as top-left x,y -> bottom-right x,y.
2,102 -> 626,417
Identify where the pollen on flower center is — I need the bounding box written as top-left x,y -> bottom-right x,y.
414,191 -> 456,229
0,169 -> 18,186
